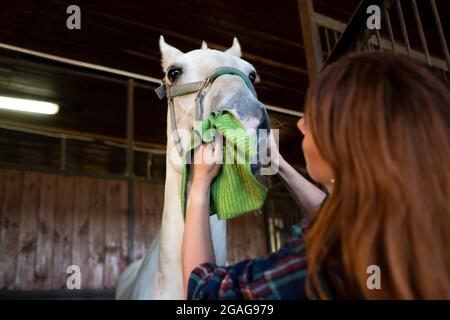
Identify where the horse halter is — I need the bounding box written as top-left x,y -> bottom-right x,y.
155,67 -> 257,158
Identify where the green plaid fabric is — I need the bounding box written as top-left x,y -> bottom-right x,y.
181,110 -> 268,220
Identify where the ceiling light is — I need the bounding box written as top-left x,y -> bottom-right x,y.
0,96 -> 59,115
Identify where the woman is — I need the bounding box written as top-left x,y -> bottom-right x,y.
181,52 -> 450,299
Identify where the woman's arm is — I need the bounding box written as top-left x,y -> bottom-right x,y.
181,142 -> 221,298
268,132 -> 326,216
277,154 -> 327,217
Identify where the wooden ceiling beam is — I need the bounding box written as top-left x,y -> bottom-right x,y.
298,0 -> 324,77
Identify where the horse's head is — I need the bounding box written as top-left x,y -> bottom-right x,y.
159,36 -> 270,175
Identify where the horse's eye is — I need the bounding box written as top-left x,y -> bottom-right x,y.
248,71 -> 257,84
167,67 -> 183,82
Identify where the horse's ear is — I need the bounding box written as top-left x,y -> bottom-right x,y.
225,37 -> 241,58
159,36 -> 183,71
201,41 -> 208,50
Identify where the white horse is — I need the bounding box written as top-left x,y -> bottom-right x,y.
116,36 -> 270,299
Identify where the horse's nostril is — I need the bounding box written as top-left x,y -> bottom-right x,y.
251,163 -> 260,176
258,109 -> 270,131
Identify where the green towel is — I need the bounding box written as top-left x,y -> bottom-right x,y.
181,110 -> 268,221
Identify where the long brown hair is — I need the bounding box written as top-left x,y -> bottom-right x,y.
304,52 -> 450,299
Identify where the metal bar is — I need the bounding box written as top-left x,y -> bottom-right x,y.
314,13 -> 347,33
0,55 -> 126,87
297,0 -> 324,77
375,29 -> 382,50
411,0 -> 431,65
385,9 -> 397,52
324,27 -> 331,54
367,36 -> 372,51
0,122 -> 91,141
0,121 -> 166,154
0,161 -> 165,184
147,153 -> 153,179
332,30 -> 338,45
265,105 -> 303,117
0,43 -> 161,84
126,79 -> 135,178
430,0 -> 450,73
395,0 -> 412,56
126,79 -> 135,264
60,135 -> 67,171
366,36 -> 449,70
103,140 -> 165,154
0,54 -> 156,91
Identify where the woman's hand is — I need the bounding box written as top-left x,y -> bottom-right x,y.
190,140 -> 223,189
265,130 -> 285,170
182,139 -> 222,298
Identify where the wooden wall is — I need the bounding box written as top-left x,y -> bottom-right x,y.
0,169 -> 129,290
227,212 -> 267,264
0,168 -> 267,291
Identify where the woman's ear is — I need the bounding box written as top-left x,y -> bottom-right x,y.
297,117 -> 307,135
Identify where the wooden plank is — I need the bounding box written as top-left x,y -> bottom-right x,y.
104,179 -> 122,289
230,215 -> 246,262
243,214 -> 257,260
270,198 -> 278,250
237,215 -> 247,261
34,173 -> 57,289
254,214 -> 268,258
140,182 -> 151,250
245,213 -> 264,258
154,184 -> 164,237
119,180 -> 129,272
0,170 -> 23,289
15,171 -> 40,290
87,178 -> 106,289
72,176 -> 91,290
141,183 -> 163,246
242,214 -> 253,259
52,174 -> 75,289
0,169 -> 5,250
133,182 -> 144,260
227,218 -> 237,264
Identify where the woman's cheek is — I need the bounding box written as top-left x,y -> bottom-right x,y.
302,135 -> 315,171
302,134 -> 325,183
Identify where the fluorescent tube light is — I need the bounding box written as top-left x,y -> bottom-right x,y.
0,96 -> 59,115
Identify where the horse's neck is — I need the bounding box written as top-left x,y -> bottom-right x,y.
159,111 -> 186,258
159,161 -> 184,251
155,149 -> 185,298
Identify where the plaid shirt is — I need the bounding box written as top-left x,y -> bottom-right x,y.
187,224 -> 327,300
